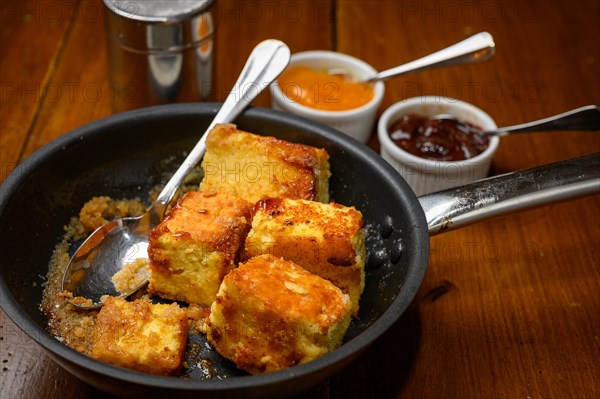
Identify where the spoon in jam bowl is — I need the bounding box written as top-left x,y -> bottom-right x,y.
432,105 -> 600,138
329,31 -> 495,83
61,39 -> 291,308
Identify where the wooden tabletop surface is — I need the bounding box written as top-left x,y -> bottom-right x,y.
1,1 -> 599,398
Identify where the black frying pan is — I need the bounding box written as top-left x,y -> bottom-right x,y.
0,104 -> 597,398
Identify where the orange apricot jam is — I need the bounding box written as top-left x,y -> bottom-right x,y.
277,66 -> 374,111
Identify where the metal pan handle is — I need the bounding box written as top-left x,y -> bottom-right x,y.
418,153 -> 600,236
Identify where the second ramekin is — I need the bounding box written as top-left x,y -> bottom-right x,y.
378,96 -> 500,196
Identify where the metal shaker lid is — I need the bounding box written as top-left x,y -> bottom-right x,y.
103,0 -> 214,23
103,0 -> 215,52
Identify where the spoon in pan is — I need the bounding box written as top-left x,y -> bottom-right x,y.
329,31 -> 495,83
431,105 -> 600,137
62,39 -> 291,308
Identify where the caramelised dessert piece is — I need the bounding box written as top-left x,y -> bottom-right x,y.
244,198 -> 365,316
199,123 -> 331,204
207,254 -> 352,374
91,297 -> 188,375
148,191 -> 252,306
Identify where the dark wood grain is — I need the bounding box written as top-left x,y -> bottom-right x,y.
19,0 -> 113,159
0,0 -> 78,177
1,1 -> 599,398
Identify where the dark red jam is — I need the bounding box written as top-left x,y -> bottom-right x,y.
388,114 -> 490,161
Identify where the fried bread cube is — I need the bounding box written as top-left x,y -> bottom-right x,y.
244,198 -> 365,316
148,191 -> 252,306
207,254 -> 352,374
199,123 -> 331,204
91,297 -> 188,375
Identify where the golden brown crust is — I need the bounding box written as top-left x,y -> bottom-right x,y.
148,191 -> 252,306
199,124 -> 331,204
248,198 -> 363,265
91,297 -> 188,376
207,255 -> 352,374
244,198 -> 366,316
149,191 -> 252,258
225,255 -> 349,325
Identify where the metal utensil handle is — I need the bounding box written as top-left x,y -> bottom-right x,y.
419,153 -> 600,236
154,39 -> 291,211
369,32 -> 495,83
486,105 -> 600,137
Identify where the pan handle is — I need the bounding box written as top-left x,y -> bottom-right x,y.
418,153 -> 600,236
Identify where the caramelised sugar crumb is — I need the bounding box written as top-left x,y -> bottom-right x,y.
112,258 -> 150,294
185,304 -> 211,334
40,196 -> 148,356
78,196 -> 146,234
41,238 -> 98,355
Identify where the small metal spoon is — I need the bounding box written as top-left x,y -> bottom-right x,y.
61,39 -> 291,308
330,31 -> 495,83
432,105 -> 600,137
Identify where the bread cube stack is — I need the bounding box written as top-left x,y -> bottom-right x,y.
91,124 -> 366,375
244,197 -> 366,316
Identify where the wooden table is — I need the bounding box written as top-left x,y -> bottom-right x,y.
2,1 -> 599,398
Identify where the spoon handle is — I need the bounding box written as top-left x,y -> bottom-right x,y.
154,40 -> 291,213
368,32 -> 495,83
485,105 -> 600,137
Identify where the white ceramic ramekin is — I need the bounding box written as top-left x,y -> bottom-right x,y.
270,51 -> 385,143
378,96 -> 500,196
